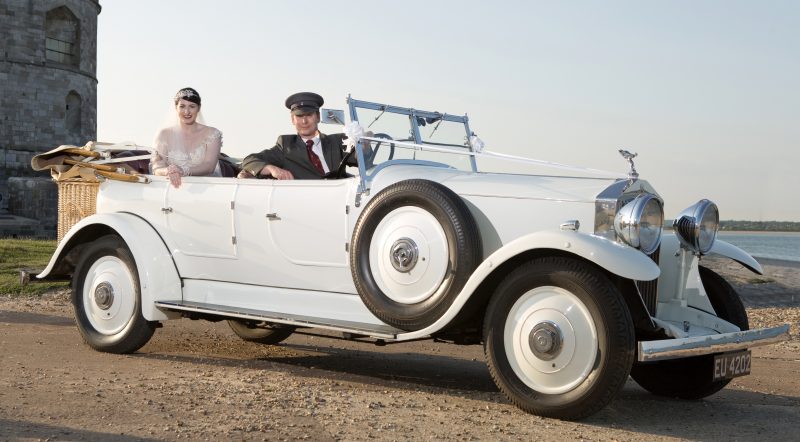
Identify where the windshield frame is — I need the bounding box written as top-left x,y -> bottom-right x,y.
347,97 -> 477,193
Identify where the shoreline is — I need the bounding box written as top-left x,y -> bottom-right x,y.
751,256 -> 800,269
702,255 -> 799,308
703,255 -> 800,270
718,230 -> 800,234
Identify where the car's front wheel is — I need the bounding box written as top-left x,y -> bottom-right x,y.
227,320 -> 295,345
630,265 -> 749,399
72,235 -> 156,354
483,257 -> 635,420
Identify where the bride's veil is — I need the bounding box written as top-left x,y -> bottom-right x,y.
152,95 -> 207,173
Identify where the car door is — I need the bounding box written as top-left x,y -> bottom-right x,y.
266,179 -> 351,267
163,178 -> 238,278
244,178 -> 355,292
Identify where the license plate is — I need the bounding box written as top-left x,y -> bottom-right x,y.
713,350 -> 751,381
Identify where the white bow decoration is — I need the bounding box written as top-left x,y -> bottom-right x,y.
343,121 -> 366,151
470,135 -> 485,153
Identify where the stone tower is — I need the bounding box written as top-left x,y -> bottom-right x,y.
0,0 -> 101,236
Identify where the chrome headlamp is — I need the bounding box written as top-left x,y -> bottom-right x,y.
673,199 -> 719,255
613,194 -> 664,255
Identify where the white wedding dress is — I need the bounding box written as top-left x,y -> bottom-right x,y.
151,125 -> 223,177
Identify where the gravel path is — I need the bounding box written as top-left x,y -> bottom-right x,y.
0,257 -> 798,441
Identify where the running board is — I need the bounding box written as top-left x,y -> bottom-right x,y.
154,300 -> 403,340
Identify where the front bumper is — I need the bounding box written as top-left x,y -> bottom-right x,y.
637,324 -> 790,362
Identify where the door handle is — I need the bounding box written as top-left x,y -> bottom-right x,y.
266,213 -> 280,220
161,207 -> 173,214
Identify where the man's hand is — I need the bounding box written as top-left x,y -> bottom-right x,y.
237,169 -> 255,179
262,165 -> 294,180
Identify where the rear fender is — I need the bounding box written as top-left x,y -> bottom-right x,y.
398,230 -> 660,340
38,213 -> 181,321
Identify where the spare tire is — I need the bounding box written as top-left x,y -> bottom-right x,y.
350,179 -> 482,331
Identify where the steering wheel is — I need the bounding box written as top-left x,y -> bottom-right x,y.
324,148 -> 356,179
323,133 -> 398,179
371,132 -> 396,162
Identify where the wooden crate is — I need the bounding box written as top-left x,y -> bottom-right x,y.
57,180 -> 99,242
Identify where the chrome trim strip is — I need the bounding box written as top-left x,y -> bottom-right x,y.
637,324 -> 790,362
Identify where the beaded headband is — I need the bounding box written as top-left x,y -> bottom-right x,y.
174,88 -> 200,104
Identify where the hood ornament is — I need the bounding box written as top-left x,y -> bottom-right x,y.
618,149 -> 639,179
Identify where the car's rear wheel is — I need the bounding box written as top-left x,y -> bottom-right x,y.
227,320 -> 295,345
483,257 -> 635,420
72,235 -> 156,354
630,265 -> 749,399
350,180 -> 481,331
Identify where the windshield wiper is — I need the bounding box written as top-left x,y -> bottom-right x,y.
367,106 -> 387,129
428,114 -> 445,139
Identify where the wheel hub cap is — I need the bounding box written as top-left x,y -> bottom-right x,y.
390,237 -> 419,273
94,282 -> 115,310
529,321 -> 562,360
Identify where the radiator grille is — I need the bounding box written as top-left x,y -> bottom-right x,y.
635,248 -> 660,315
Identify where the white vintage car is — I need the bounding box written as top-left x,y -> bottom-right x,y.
39,97 -> 789,420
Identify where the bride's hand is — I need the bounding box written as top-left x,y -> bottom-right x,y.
167,164 -> 182,188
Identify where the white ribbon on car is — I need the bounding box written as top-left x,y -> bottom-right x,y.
469,135 -> 485,153
342,121 -> 365,152
344,122 -> 625,178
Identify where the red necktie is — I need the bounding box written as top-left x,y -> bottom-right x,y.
306,139 -> 325,175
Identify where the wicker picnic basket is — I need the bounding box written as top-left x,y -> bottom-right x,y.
57,179 -> 100,242
31,141 -> 152,241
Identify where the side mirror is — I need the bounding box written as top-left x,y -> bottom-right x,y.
320,108 -> 345,125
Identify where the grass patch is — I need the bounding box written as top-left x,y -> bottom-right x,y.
0,238 -> 70,296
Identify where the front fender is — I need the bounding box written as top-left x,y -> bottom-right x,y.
38,213 -> 181,321
659,234 -> 761,275
397,230 -> 659,340
480,230 -> 661,282
710,239 -> 763,275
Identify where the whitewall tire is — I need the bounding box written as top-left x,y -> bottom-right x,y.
351,180 -> 481,331
72,235 -> 155,354
483,257 -> 634,420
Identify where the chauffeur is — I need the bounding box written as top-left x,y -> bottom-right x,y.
239,92 -> 358,180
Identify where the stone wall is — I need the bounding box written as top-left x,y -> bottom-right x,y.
0,177 -> 57,239
0,0 -> 100,152
0,61 -> 97,151
0,0 -> 100,73
0,0 -> 100,237
0,148 -> 45,212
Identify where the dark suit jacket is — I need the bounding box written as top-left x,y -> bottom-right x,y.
242,133 -> 356,179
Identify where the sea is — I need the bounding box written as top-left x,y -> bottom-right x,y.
717,231 -> 800,263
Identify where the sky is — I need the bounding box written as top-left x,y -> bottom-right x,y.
96,1 -> 800,221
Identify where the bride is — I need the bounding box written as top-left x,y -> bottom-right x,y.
151,87 -> 222,188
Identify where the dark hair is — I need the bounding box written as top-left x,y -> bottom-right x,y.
174,87 -> 201,106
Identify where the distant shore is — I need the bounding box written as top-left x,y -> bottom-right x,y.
702,255 -> 799,308
753,256 -> 800,269
718,230 -> 800,235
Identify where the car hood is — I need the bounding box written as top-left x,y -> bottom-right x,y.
441,172 -> 622,203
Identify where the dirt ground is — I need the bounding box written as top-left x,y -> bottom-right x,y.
1,260 -> 799,441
